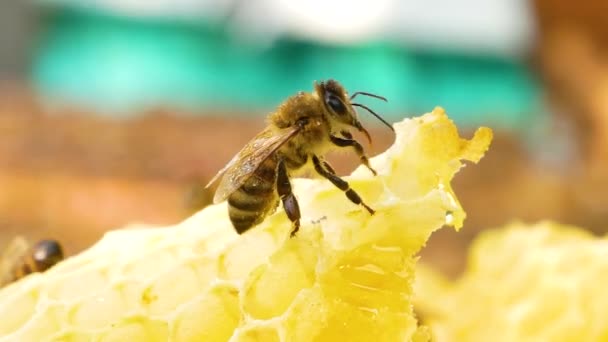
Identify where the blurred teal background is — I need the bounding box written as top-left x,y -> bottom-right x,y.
29,3 -> 540,129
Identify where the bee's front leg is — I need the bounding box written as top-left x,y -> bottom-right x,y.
340,130 -> 353,139
329,135 -> 377,175
277,159 -> 301,237
312,155 -> 375,215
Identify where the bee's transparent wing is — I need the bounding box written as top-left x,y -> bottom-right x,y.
206,126 -> 300,203
0,236 -> 29,286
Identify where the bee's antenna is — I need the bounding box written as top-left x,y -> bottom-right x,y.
350,92 -> 388,102
351,103 -> 394,132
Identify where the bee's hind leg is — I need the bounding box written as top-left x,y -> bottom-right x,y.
277,159 -> 301,237
312,155 -> 375,215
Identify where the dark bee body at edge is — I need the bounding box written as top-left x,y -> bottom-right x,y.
227,147 -> 307,234
7,240 -> 64,285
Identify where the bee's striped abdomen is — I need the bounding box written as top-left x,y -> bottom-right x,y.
228,158 -> 279,234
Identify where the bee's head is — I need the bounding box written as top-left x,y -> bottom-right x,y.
314,79 -> 393,144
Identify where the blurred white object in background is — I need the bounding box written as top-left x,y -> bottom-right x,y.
230,0 -> 534,56
253,0 -> 397,44
44,0 -> 534,56
388,0 -> 534,56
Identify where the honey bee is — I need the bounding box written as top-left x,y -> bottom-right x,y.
0,237 -> 64,287
206,79 -> 393,237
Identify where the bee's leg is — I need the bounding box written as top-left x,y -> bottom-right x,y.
321,159 -> 336,174
312,155 -> 375,215
277,159 -> 301,237
340,130 -> 353,139
329,135 -> 377,176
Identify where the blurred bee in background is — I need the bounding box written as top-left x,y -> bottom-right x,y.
206,79 -> 393,237
0,237 -> 64,287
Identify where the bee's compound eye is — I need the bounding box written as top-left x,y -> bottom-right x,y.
326,95 -> 347,115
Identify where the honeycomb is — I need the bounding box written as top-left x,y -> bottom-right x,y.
415,221 -> 608,342
0,107 -> 492,341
